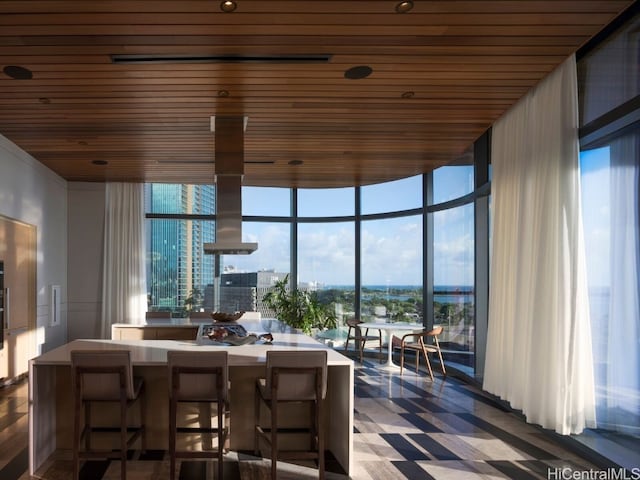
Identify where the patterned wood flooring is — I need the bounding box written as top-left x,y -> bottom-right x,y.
0,352 -> 609,479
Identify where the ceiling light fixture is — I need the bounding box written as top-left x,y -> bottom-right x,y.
344,65 -> 373,80
3,65 -> 33,80
395,1 -> 414,13
288,160 -> 303,166
218,89 -> 229,98
401,91 -> 415,99
220,1 -> 237,12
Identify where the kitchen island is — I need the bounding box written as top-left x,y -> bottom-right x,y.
29,322 -> 354,476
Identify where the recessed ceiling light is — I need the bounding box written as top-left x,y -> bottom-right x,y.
395,1 -> 414,13
220,1 -> 237,12
218,89 -> 229,98
288,160 -> 303,166
92,160 -> 108,166
344,65 -> 373,80
401,91 -> 415,99
3,65 -> 33,80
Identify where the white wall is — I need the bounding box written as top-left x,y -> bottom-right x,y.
67,182 -> 105,340
0,134 -> 68,354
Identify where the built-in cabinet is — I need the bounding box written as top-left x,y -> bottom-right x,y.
0,215 -> 36,383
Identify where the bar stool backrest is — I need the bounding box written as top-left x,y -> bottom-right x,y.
167,350 -> 229,402
265,350 -> 328,401
71,350 -> 135,401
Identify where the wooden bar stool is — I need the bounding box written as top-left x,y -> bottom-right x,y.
254,350 -> 327,480
167,350 -> 229,480
71,350 -> 146,480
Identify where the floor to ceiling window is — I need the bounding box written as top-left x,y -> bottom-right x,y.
432,203 -> 475,369
297,187 -> 356,325
234,186 -> 292,315
428,161 -> 477,375
361,176 -> 424,323
576,4 -> 640,466
580,141 -> 640,439
143,144 -> 490,380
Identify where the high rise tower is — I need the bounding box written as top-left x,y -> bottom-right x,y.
145,184 -> 215,311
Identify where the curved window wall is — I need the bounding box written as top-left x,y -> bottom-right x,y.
144,142 -> 489,377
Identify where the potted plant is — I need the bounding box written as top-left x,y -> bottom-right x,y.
263,275 -> 338,335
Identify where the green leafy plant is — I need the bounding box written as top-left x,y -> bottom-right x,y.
263,275 -> 338,335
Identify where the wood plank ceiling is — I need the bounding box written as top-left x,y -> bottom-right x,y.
0,1 -> 634,188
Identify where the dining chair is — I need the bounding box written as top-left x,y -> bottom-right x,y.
343,318 -> 382,362
397,325 -> 446,380
254,350 -> 327,480
71,349 -> 146,480
167,350 -> 229,480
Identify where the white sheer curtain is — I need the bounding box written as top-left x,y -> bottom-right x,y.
101,183 -> 147,338
483,55 -> 596,435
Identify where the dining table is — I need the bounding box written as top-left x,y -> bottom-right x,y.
357,321 -> 423,371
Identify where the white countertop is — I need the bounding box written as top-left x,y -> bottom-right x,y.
31,333 -> 352,368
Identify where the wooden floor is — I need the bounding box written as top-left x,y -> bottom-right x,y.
0,351 -> 607,479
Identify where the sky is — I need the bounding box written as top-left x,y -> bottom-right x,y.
227,171 -> 476,287
579,146 -> 610,288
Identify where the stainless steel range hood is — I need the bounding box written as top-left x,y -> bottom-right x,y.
203,116 -> 258,255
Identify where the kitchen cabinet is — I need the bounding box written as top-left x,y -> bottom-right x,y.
0,215 -> 36,383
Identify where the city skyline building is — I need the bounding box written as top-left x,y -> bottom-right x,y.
145,184 -> 215,311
